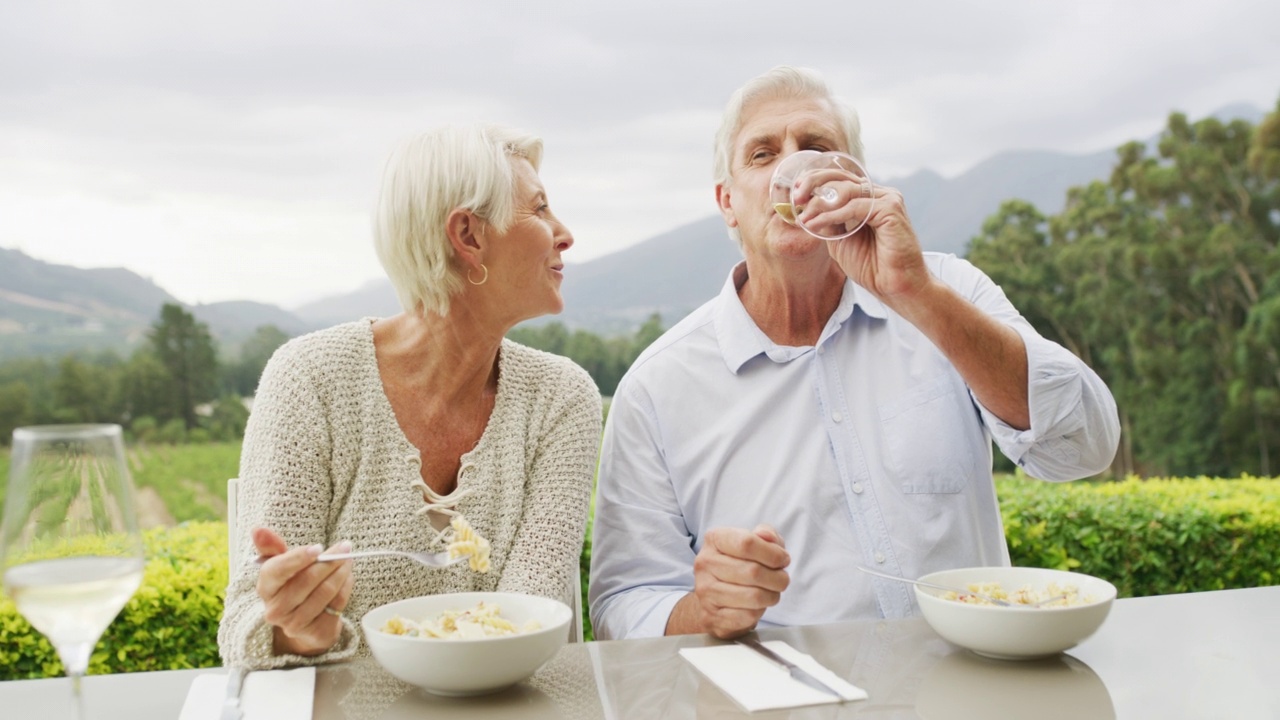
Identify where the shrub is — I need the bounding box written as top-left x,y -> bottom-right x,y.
156,419 -> 187,445
3,477 -> 1276,677
0,522 -> 227,680
1000,474 -> 1280,595
129,416 -> 158,443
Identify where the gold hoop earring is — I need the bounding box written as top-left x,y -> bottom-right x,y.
467,264 -> 488,286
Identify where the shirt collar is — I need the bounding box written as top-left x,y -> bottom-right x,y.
714,261 -> 889,374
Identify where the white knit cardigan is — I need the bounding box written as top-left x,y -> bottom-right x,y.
218,319 -> 602,669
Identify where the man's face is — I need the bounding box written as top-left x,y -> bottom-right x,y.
717,95 -> 848,260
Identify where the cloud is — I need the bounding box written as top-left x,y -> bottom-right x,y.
1,0 -> 1277,306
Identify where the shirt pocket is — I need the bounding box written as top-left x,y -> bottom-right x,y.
876,374 -> 979,493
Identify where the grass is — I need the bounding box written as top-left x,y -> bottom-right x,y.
127,442 -> 241,522
1,442 -> 241,525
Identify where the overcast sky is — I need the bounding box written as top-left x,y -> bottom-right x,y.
2,1 -> 1277,309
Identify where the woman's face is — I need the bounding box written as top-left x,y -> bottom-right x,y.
484,158 -> 575,324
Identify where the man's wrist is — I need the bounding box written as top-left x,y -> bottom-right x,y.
664,593 -> 702,636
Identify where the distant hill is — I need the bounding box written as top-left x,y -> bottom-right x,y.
293,277 -> 402,329
0,248 -> 311,360
291,145 -> 1132,335
890,147 -> 1116,257
291,216 -> 742,336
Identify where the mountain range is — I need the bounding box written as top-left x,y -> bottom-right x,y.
290,145 -> 1126,336
1,103 -> 1263,358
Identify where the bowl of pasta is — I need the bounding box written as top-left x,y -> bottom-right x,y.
914,566 -> 1117,660
362,591 -> 572,696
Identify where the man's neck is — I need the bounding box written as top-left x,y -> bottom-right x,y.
736,257 -> 846,347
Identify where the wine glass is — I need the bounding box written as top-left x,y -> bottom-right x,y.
1,424 -> 145,719
769,150 -> 876,240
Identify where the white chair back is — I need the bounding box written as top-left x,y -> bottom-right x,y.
571,561 -> 584,644
227,478 -> 240,573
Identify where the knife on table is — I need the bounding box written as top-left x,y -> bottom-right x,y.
221,666 -> 247,720
736,635 -> 843,699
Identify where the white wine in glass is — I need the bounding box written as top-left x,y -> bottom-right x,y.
1,424 -> 145,719
770,149 -> 875,240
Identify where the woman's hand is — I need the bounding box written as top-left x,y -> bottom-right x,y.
253,527 -> 354,656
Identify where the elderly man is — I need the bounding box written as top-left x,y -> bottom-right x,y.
588,66 -> 1120,640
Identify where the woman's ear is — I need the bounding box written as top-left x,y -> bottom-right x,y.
445,208 -> 486,267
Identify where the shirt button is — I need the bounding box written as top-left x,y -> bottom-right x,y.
817,346 -> 825,356
832,412 -> 843,423
852,482 -> 864,494
875,553 -> 886,564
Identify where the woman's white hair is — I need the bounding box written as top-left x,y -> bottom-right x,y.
373,124 -> 543,316
712,65 -> 865,189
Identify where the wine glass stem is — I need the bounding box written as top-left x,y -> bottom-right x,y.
70,671 -> 87,720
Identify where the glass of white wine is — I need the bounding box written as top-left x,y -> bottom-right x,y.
1,424 -> 145,719
770,149 -> 876,240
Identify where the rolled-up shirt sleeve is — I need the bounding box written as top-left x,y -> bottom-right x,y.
588,377 -> 695,640
946,255 -> 1120,480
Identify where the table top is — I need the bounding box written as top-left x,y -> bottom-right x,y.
4,585 -> 1279,719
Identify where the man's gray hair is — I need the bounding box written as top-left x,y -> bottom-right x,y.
712,66 -> 865,189
373,124 -> 543,316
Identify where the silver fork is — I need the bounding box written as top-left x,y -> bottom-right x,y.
856,565 -> 1014,606
316,549 -> 466,568
254,549 -> 465,568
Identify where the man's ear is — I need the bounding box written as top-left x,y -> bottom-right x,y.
715,183 -> 738,229
445,208 -> 485,268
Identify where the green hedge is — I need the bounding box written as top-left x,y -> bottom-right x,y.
1000,474 -> 1279,595
3,477 -> 1277,677
0,522 -> 226,681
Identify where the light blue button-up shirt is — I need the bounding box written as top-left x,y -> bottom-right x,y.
589,253 -> 1119,640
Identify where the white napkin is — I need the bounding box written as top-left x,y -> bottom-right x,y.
178,666 -> 316,720
680,641 -> 867,712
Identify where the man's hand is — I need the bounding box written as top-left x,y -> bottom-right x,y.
810,184 -> 935,307
253,527 -> 354,656
666,524 -> 790,639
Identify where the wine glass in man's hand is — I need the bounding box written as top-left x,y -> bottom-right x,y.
769,149 -> 876,240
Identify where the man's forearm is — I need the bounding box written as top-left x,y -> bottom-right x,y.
888,278 -> 1030,430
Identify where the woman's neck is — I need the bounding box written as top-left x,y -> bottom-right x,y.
372,310 -> 502,407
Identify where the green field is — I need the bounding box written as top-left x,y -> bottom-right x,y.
0,442 -> 241,526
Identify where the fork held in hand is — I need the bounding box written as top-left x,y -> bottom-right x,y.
316,549 -> 464,568
254,549 -> 464,568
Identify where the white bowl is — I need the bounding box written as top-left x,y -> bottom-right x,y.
914,566 -> 1116,660
361,591 -> 571,696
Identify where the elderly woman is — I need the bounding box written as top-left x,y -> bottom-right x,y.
218,124 -> 601,668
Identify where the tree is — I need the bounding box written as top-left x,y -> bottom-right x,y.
968,100 -> 1280,477
205,394 -> 251,441
52,356 -> 118,424
0,381 -> 32,442
223,325 -> 290,396
148,304 -> 219,430
119,350 -> 178,424
506,315 -> 668,396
